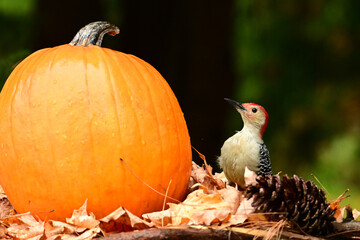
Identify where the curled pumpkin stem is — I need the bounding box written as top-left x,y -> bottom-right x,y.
70,21 -> 120,47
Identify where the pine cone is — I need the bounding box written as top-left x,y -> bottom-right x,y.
245,175 -> 336,236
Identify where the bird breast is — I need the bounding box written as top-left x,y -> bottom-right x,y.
218,129 -> 262,187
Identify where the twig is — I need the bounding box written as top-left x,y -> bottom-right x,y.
310,174 -> 329,196
162,178 -> 172,227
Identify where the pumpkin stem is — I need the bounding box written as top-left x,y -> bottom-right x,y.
69,21 -> 120,47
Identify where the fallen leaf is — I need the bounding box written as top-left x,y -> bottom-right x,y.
330,190 -> 350,223
0,224 -> 7,239
99,207 -> 153,235
168,188 -> 232,225
234,197 -> 256,221
226,213 -> 248,226
7,215 -> 44,239
47,228 -> 100,240
0,197 -> 14,219
46,220 -> 82,236
190,209 -> 231,225
66,200 -> 99,230
57,227 -> 100,240
334,207 -> 345,223
45,220 -> 101,240
44,221 -> 67,238
214,172 -> 227,184
192,148 -> 225,189
189,162 -> 214,190
75,227 -> 101,240
218,187 -> 241,214
244,166 -> 258,187
352,208 -> 360,221
142,209 -> 171,227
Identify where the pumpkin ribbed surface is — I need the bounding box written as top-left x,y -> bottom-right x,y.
0,40 -> 191,220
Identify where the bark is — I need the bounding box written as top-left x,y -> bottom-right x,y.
100,226 -> 327,240
100,221 -> 360,240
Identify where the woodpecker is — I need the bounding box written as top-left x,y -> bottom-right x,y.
218,98 -> 273,189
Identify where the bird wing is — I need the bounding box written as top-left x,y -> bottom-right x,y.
258,143 -> 273,176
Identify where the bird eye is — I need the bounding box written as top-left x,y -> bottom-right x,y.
252,108 -> 257,113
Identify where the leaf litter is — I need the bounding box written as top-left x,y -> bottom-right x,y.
0,150 -> 353,239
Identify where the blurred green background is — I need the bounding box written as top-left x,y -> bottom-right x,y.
0,0 -> 359,208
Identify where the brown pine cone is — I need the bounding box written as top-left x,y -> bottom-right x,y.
245,175 -> 336,236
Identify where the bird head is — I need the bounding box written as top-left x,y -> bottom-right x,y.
225,98 -> 269,137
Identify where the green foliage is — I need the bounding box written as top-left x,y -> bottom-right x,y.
314,132 -> 360,206
0,0 -> 36,87
0,0 -> 35,17
0,49 -> 30,87
233,0 -> 360,208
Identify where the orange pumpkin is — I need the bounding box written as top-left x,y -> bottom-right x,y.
0,22 -> 192,220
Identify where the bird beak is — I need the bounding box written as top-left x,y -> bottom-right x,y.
224,98 -> 246,111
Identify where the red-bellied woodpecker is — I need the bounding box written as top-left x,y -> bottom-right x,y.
218,98 -> 273,189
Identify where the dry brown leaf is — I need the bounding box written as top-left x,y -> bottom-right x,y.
73,227 -> 100,240
0,224 -> 7,239
0,198 -> 14,219
192,148 -> 225,189
43,201 -> 101,239
214,172 -> 227,184
45,220 -> 100,240
335,207 -> 346,223
99,207 -> 153,235
46,220 -> 83,236
2,213 -> 31,227
330,190 -> 350,223
53,227 -> 100,240
66,200 -> 99,230
226,213 -> 248,226
7,215 -> 44,239
142,209 -> 171,227
190,209 -> 231,225
353,208 -> 360,220
44,221 -> 68,239
244,166 -> 258,187
189,162 -> 214,190
0,185 -> 6,200
235,197 -> 256,219
216,195 -> 254,227
218,187 -> 241,214
168,188 -> 232,226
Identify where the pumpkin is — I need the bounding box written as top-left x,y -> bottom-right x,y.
0,22 -> 192,220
